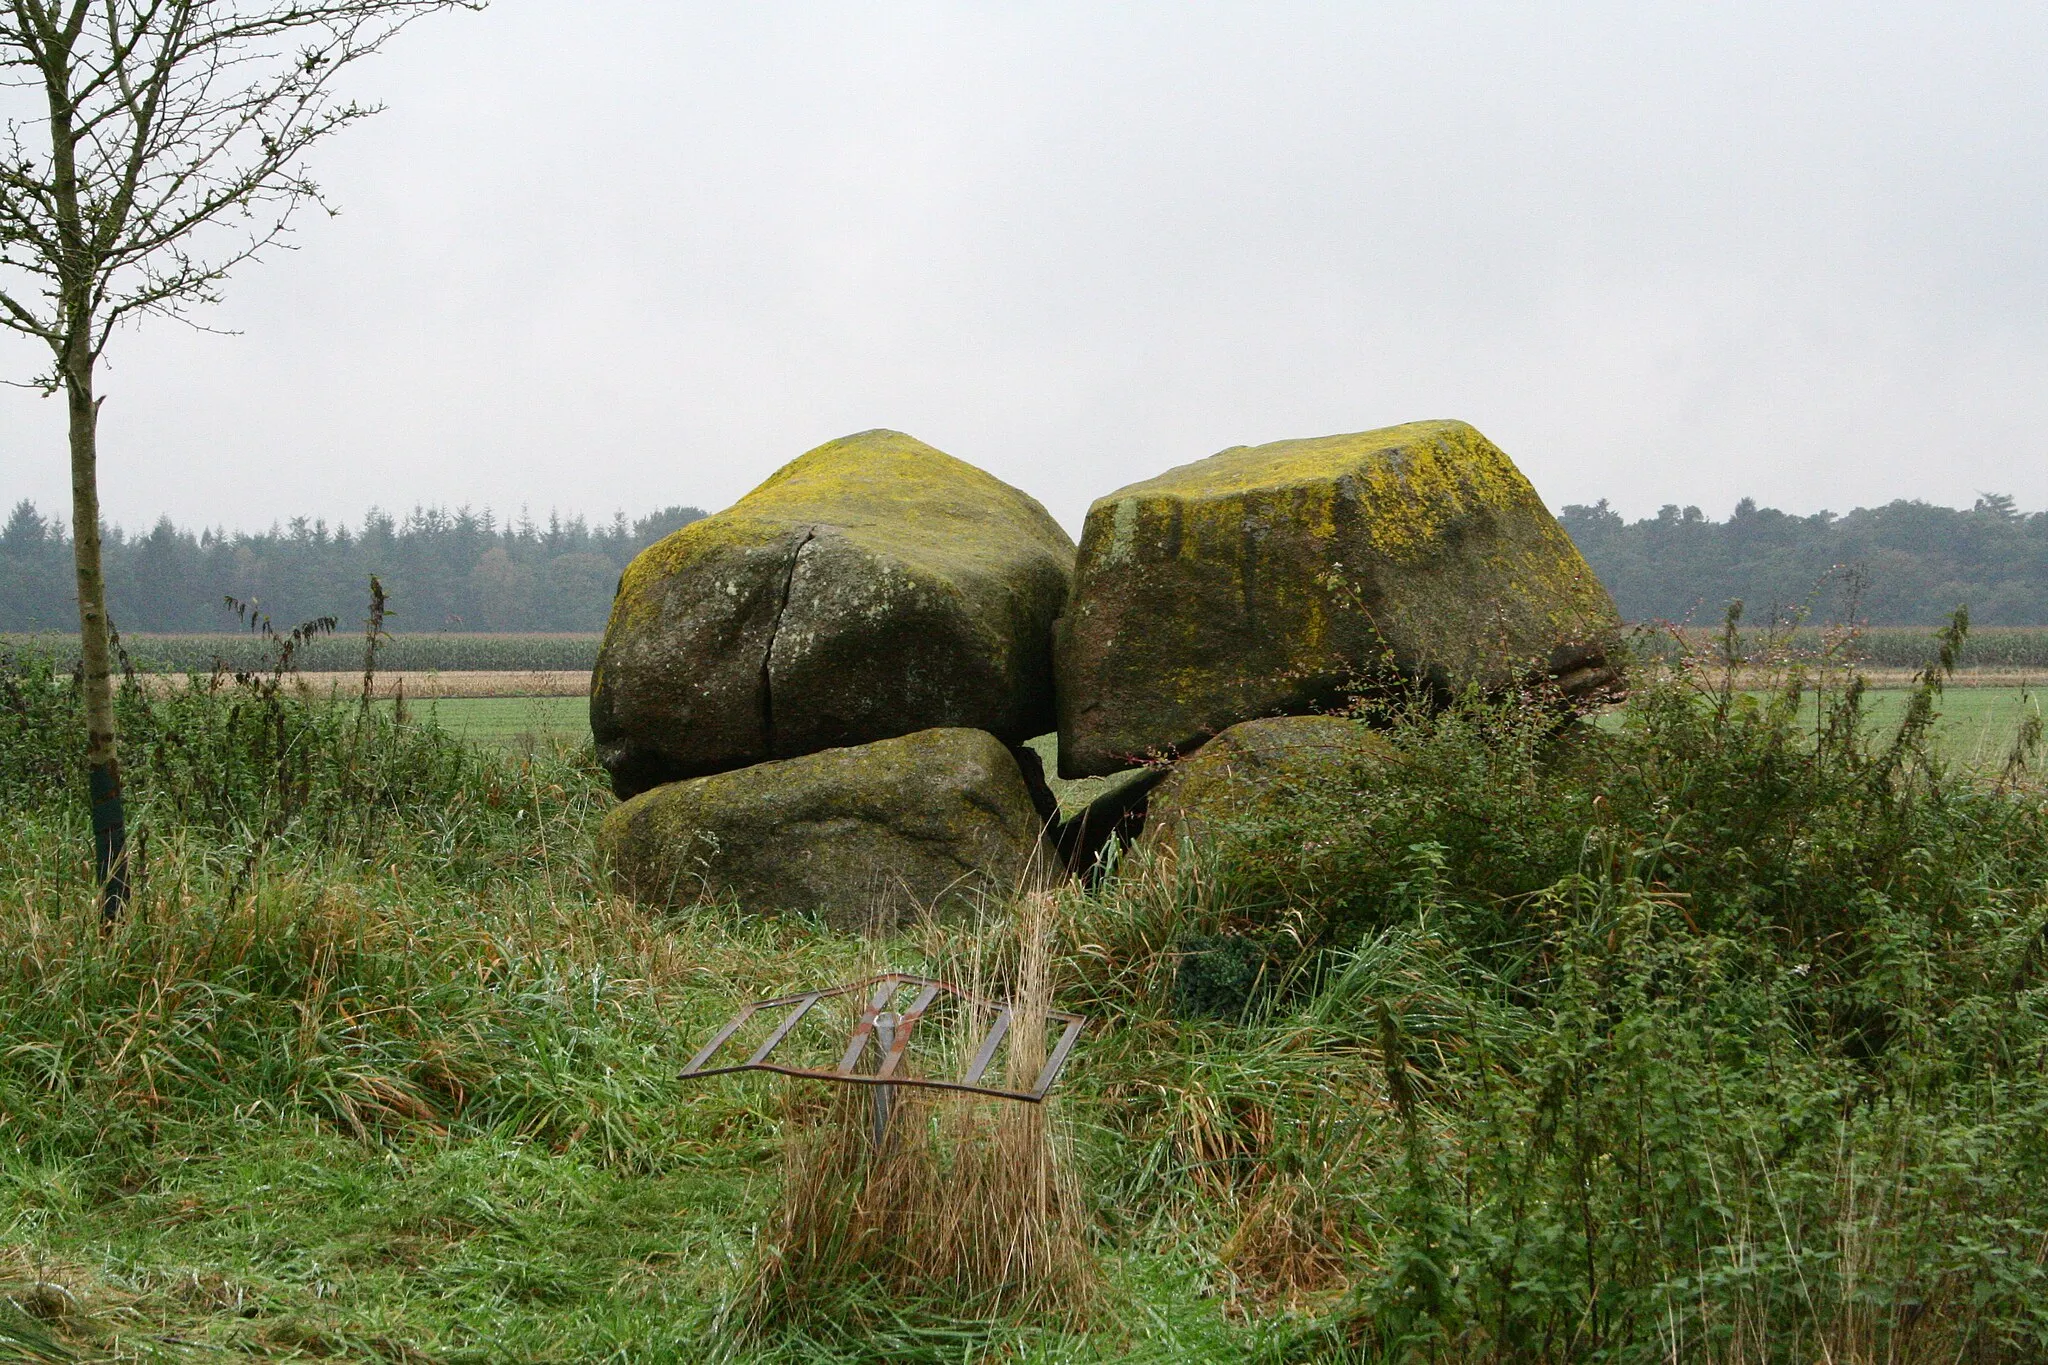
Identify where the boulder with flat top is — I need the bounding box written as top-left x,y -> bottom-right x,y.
1054,420 -> 1622,777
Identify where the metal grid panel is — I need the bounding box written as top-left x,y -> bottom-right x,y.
680,972 -> 1086,1103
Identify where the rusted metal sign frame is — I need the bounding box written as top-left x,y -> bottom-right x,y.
680,972 -> 1086,1104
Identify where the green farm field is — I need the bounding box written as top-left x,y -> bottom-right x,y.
1833,685 -> 2042,764
1629,684 -> 2048,769
404,694 -> 590,746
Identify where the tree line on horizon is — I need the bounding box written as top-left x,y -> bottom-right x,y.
0,501 -> 704,635
1558,493 -> 2048,626
4,492 -> 2046,634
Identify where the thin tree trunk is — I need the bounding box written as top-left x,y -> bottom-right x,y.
34,6 -> 129,922
65,343 -> 127,923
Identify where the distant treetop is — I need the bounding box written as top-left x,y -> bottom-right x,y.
0,502 -> 706,633
1559,495 -> 2048,625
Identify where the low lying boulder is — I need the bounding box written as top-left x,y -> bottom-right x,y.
1142,715 -> 1395,850
599,727 -> 1044,931
1054,419 -> 1623,777
592,429 -> 1076,798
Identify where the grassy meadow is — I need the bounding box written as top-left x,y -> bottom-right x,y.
5,629 -> 2048,1360
404,695 -> 590,747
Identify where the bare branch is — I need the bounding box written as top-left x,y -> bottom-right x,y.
0,0 -> 480,911
0,278 -> 56,337
1,0 -> 478,348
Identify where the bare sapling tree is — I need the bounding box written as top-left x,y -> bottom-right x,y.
0,0 -> 476,920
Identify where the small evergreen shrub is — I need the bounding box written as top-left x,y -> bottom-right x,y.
1172,934 -> 1277,1021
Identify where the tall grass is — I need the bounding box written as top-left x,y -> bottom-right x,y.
5,614 -> 2048,1360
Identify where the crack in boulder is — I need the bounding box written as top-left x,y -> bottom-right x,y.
759,527 -> 816,755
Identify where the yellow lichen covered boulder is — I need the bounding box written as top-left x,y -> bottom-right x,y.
599,727 -> 1044,930
1054,420 -> 1622,777
591,430 -> 1075,798
1141,715 -> 1395,851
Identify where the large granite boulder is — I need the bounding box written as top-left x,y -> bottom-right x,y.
599,727 -> 1045,931
1141,715 -> 1395,850
592,430 -> 1076,799
1054,420 -> 1622,777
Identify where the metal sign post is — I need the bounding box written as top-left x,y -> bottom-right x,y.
869,1010 -> 900,1148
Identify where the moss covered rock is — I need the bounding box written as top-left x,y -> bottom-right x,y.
592,430 -> 1075,798
1142,715 -> 1394,850
600,727 -> 1044,930
1054,420 -> 1622,777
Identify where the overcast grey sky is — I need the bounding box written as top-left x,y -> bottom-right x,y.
4,2 -> 2045,537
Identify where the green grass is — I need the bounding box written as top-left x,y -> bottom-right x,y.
404,695 -> 589,746
1589,685 -> 2045,770
1855,684 -> 2043,765
9,636 -> 2048,1360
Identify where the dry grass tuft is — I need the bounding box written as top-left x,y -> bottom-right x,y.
739,890 -> 1096,1333
1219,1176 -> 1355,1312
